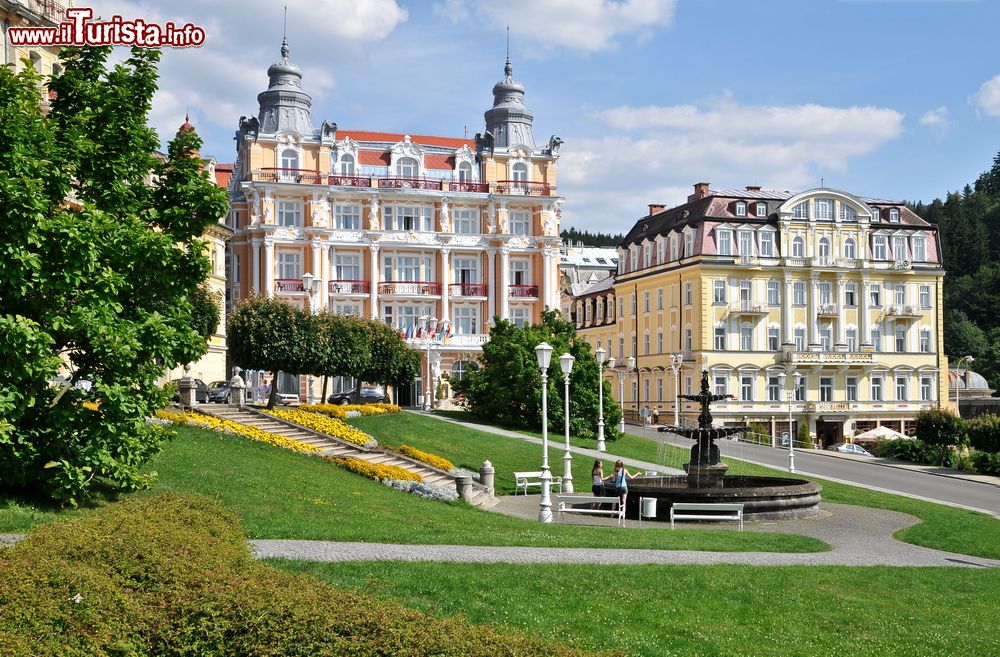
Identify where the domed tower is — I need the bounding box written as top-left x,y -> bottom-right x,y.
484,55 -> 535,150
256,37 -> 314,135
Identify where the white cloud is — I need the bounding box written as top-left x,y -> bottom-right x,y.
451,0 -> 676,54
972,73 -> 1000,118
558,96 -> 905,231
919,106 -> 951,134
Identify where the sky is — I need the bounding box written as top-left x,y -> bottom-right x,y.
89,0 -> 1000,233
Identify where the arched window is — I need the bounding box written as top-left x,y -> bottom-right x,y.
844,237 -> 857,259
280,148 -> 298,170
451,360 -> 479,381
458,161 -> 473,182
512,162 -> 528,181
792,236 -> 805,258
340,154 -> 355,175
397,157 -> 418,178
840,204 -> 857,222
792,202 -> 809,219
818,237 -> 831,258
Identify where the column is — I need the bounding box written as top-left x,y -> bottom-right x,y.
860,278 -> 871,346
263,238 -> 274,298
808,273 -> 819,347
440,248 -> 451,324
499,247 -> 511,321
320,242 -> 332,310
836,274 -> 846,347
368,244 -> 380,319
782,275 -> 793,346
310,241 -> 321,283
542,247 -> 553,311
251,238 -> 261,295
486,248 -> 496,325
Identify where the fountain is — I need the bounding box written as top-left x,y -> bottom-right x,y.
627,371 -> 822,521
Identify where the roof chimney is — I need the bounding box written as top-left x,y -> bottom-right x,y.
688,182 -> 711,202
648,203 -> 665,216
745,185 -> 761,192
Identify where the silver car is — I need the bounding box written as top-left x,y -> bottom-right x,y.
826,443 -> 873,457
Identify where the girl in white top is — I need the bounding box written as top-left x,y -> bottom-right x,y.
591,460 -> 605,496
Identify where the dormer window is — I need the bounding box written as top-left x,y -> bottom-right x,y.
458,161 -> 473,182
397,157 -> 419,178
735,201 -> 747,217
340,154 -> 355,175
717,229 -> 733,256
756,202 -> 767,217
840,204 -> 857,222
792,201 -> 809,219
512,162 -> 528,182
815,199 -> 833,221
889,208 -> 900,223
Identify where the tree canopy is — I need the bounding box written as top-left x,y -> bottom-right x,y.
0,46 -> 229,504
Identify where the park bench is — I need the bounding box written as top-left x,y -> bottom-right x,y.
555,495 -> 624,527
669,502 -> 744,531
513,471 -> 563,496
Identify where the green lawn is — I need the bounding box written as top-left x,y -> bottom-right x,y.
0,424 -> 824,553
277,560 -> 1000,657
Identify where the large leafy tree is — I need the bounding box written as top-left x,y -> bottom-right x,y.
0,47 -> 228,504
454,309 -> 621,441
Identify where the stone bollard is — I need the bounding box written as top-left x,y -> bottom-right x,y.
229,374 -> 246,407
455,475 -> 474,503
479,460 -> 495,498
178,376 -> 196,410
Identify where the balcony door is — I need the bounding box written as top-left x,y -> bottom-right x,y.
454,257 -> 479,285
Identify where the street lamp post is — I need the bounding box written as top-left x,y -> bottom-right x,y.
626,356 -> 636,429
418,316 -> 440,411
559,352 -> 575,493
955,355 -> 974,418
669,353 -> 684,426
535,342 -> 554,523
595,347 -> 607,451
301,272 -> 320,404
780,371 -> 803,473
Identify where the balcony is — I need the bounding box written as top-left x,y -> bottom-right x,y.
328,280 -> 370,295
449,283 -> 488,298
817,304 -> 839,317
378,281 -> 442,296
736,255 -> 758,266
495,180 -> 552,196
257,168 -> 323,184
806,402 -> 853,413
782,351 -> 874,365
812,256 -> 838,268
886,305 -> 923,318
729,301 -> 768,315
509,284 -> 539,298
448,180 -> 490,193
24,1 -> 67,23
377,177 -> 443,191
328,174 -> 373,188
447,333 -> 490,347
275,278 -> 304,293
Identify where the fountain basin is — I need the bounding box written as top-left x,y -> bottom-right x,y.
625,475 -> 822,521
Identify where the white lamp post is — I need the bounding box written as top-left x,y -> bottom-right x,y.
419,315 -> 438,411
301,272 -> 320,404
535,341 -> 554,523
779,371 -> 803,473
559,352 -> 575,493
955,355 -> 974,418
595,347 -> 607,452
669,353 -> 684,426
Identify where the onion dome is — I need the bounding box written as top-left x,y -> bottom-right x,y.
256,37 -> 314,135
484,56 -> 535,150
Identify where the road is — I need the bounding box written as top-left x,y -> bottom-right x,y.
627,425 -> 1000,518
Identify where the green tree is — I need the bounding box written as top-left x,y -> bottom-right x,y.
189,285 -> 221,342
915,408 -> 967,448
0,47 -> 228,504
454,309 -> 622,441
358,321 -> 420,402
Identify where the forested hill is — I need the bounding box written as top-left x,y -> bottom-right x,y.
560,227 -> 624,247
909,150 -> 1000,389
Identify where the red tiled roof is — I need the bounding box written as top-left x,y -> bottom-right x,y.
213,164 -> 233,189
339,130 -> 474,150
358,151 -> 391,166
424,154 -> 455,170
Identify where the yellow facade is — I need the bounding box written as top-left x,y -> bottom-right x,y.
2,0 -> 74,110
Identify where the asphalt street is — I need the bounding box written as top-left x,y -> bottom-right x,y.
630,425 -> 1000,517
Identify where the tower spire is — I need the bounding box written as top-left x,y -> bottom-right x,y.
281,5 -> 289,57
505,26 -> 512,77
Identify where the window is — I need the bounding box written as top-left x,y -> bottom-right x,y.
334,303 -> 361,316
643,291 -> 650,313
873,236 -> 887,260
397,156 -> 419,178
820,325 -> 833,351
871,327 -> 882,352
717,230 -> 733,256
657,288 -> 664,311
793,281 -> 806,306
840,204 -> 857,222
895,375 -> 908,401
894,283 -> 906,305
383,254 -> 426,282
913,237 -> 926,262
334,254 -> 361,281
657,330 -> 663,353
767,376 -> 781,401
685,231 -> 695,257
277,200 -> 302,227
847,327 -> 858,352
685,376 -> 692,395
870,283 -> 882,307
630,248 -> 639,272
739,279 -> 752,302
685,326 -> 693,351
384,205 -> 433,231
644,332 -> 650,355
920,375 -> 934,401
819,282 -> 832,305
872,208 -> 882,222
453,306 -> 479,334
740,373 -> 754,401
670,236 -> 679,261
740,324 -> 753,351
617,297 -> 624,318
714,325 -> 726,350
893,236 -> 907,261
791,236 -> 805,258
511,162 -> 528,181
815,199 -> 833,221
920,328 -> 931,353
818,237 -> 831,258
714,374 -> 728,396
657,378 -> 664,401
889,208 -> 900,223
795,375 -> 806,401
510,211 -> 530,235
820,377 -> 833,402
846,377 -> 858,402
632,294 -> 637,315
714,280 -> 727,304
685,283 -> 693,305
451,360 -> 479,381
793,202 -> 809,219
643,243 -> 652,268
756,202 -> 767,217
768,326 -> 780,351
760,231 -> 775,257
794,327 -> 806,351
844,283 -> 857,306
457,161 -> 473,182
509,260 -> 529,286
619,335 -> 625,359
894,326 -> 906,352
658,239 -> 666,264
767,280 -> 780,305
277,251 -> 301,280
735,201 -> 747,217
339,154 -> 355,175
334,204 -> 361,230
919,284 -> 931,308
738,230 -> 753,255
454,257 -> 479,284
280,148 -> 298,170
844,237 -> 857,260
453,209 -> 480,234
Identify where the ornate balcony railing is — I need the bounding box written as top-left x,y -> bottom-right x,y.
450,283 -> 488,297
275,279 -> 304,293
509,284 -> 539,298
448,333 -> 490,346
729,301 -> 768,314
495,180 -> 552,196
886,304 -> 923,318
377,177 -> 443,191
257,168 -> 323,184
817,304 -> 839,316
328,174 -> 373,188
448,180 -> 489,193
782,351 -> 874,365
328,280 -> 369,295
378,281 -> 442,296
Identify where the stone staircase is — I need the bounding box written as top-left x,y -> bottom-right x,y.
199,405 -> 495,508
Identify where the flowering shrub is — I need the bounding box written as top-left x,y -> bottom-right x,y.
330,457 -> 422,483
300,403 -> 402,418
299,404 -> 348,420
156,410 -> 322,455
262,408 -> 377,449
396,444 -> 455,472
384,479 -> 458,502
81,401 -> 101,412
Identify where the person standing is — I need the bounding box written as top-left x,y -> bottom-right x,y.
611,459 -> 637,506
591,460 -> 605,497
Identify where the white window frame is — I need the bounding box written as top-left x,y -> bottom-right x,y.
509,210 -> 530,236
792,236 -> 805,258
334,204 -> 361,230
717,229 -> 733,256
453,208 -> 480,235
277,200 -> 303,227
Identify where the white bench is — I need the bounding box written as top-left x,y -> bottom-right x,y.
513,471 -> 563,496
669,502 -> 744,531
556,495 -> 624,527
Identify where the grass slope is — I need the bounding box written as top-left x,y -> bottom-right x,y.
279,560 -> 1000,657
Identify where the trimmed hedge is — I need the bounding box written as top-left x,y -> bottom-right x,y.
0,494 -> 615,657
965,414 -> 1000,453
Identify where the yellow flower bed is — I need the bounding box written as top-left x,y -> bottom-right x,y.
397,444 -> 454,472
365,403 -> 402,414
331,457 -> 422,483
300,403 -> 402,418
262,408 -> 377,449
299,403 -> 347,419
156,409 -> 323,455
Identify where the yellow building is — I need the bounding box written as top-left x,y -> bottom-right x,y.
226,39 -> 563,406
571,183 -> 948,446
1,0 -> 72,110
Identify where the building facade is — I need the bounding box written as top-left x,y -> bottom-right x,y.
2,0 -> 73,111
570,183 -> 948,445
226,39 -> 562,405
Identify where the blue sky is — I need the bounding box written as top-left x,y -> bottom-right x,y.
95,0 -> 1000,232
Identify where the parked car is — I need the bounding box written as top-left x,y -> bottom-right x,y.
207,381 -> 231,404
169,378 -> 209,403
276,393 -> 299,405
826,443 -> 873,457
327,385 -> 388,405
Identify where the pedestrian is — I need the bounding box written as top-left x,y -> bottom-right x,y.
591,460 -> 605,497
611,459 -> 637,506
